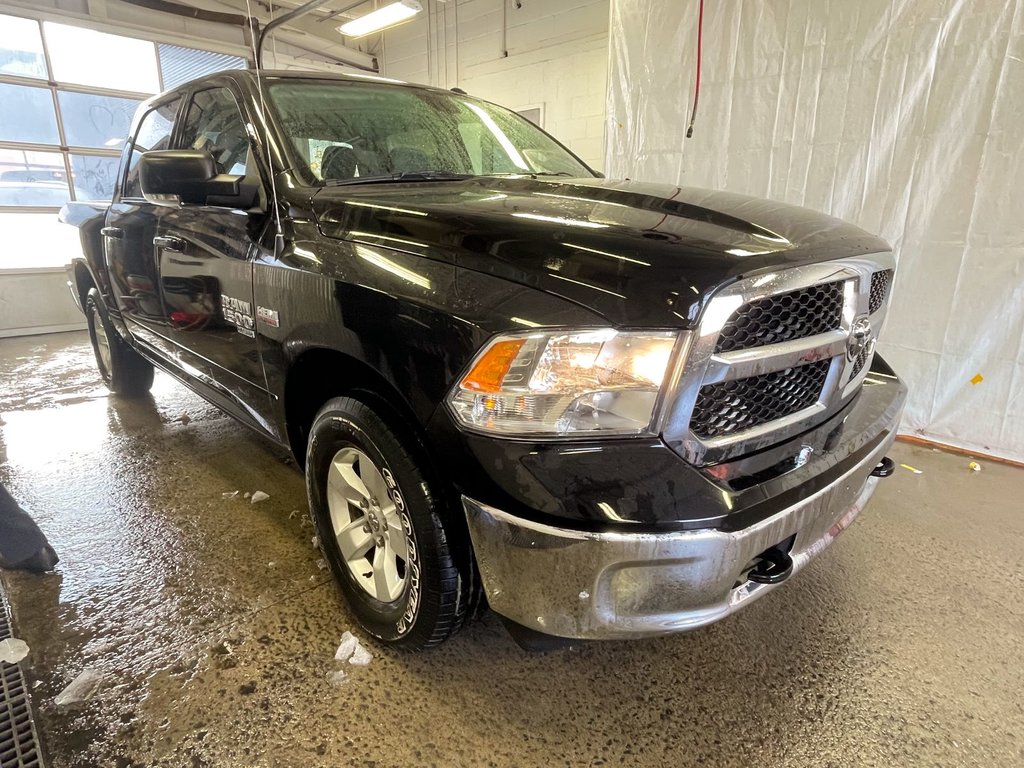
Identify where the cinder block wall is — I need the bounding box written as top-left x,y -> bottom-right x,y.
382,0 -> 609,170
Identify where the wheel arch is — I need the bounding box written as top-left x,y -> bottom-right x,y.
283,346 -> 430,471
72,259 -> 98,310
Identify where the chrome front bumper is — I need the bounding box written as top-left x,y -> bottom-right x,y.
463,428 -> 895,640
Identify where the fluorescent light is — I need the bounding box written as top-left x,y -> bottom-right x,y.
356,245 -> 431,289
511,213 -> 608,229
563,242 -> 650,266
339,1 -> 422,38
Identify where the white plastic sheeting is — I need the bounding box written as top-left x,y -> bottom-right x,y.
607,0 -> 1024,463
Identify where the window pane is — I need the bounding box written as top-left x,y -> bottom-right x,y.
0,83 -> 59,144
70,155 -> 120,202
44,22 -> 159,93
123,99 -> 180,199
0,149 -> 69,207
0,212 -> 81,270
58,91 -> 141,149
180,89 -> 249,175
0,14 -> 47,79
158,44 -> 246,90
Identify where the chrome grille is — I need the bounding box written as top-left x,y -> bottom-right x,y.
662,254 -> 896,465
869,269 -> 893,314
850,345 -> 871,377
691,361 -> 830,439
714,281 -> 844,354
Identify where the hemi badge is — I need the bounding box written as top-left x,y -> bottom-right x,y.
256,306 -> 280,328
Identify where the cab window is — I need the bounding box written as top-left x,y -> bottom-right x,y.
122,98 -> 180,199
179,87 -> 250,176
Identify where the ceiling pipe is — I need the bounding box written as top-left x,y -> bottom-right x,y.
255,0 -> 328,67
121,0 -> 249,24
119,0 -> 378,71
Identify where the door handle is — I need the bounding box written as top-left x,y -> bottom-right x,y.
153,235 -> 186,252
101,226 -> 123,239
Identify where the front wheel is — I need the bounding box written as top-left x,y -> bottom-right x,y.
85,287 -> 154,397
306,396 -> 472,650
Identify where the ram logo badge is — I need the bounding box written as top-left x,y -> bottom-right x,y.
221,294 -> 255,337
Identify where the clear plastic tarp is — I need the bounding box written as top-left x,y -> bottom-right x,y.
607,0 -> 1024,463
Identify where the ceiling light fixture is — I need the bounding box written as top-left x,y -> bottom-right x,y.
339,1 -> 422,38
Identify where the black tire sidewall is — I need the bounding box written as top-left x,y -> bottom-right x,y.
307,398 -> 446,647
85,289 -> 116,388
85,288 -> 154,397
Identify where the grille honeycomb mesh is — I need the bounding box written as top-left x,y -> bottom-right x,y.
869,269 -> 893,314
850,346 -> 872,377
714,281 -> 845,354
691,361 -> 831,440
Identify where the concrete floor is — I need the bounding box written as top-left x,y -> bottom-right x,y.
0,331 -> 1021,768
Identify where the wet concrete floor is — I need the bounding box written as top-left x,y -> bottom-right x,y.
0,330 -> 1021,767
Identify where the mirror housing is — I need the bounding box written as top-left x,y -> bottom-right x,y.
139,150 -> 258,209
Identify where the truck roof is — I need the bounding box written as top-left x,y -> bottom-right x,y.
167,68 -> 445,98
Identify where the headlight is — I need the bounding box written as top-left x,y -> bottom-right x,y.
447,329 -> 682,437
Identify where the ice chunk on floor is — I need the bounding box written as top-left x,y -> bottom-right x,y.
349,644 -> 372,666
54,669 -> 104,706
334,631 -> 373,666
0,638 -> 29,664
250,491 -> 270,504
334,631 -> 358,662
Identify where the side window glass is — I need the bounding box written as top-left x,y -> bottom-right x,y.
123,98 -> 180,199
179,88 -> 249,176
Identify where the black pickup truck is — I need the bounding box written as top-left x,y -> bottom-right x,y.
61,70 -> 906,650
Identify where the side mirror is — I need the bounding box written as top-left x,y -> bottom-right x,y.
139,150 -> 258,209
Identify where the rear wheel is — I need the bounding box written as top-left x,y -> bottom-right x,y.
85,287 -> 154,397
306,396 -> 473,650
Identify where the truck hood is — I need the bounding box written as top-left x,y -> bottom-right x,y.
311,177 -> 890,327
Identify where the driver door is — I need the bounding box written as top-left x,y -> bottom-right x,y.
154,84 -> 275,434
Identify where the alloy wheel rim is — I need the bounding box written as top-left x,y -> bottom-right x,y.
326,447 -> 409,602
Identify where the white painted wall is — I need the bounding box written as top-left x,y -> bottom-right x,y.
382,0 -> 609,170
0,271 -> 83,338
0,215 -> 85,337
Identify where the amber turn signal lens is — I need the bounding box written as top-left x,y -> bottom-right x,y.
460,339 -> 526,393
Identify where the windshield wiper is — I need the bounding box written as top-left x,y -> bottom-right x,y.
324,171 -> 475,187
484,171 -> 577,179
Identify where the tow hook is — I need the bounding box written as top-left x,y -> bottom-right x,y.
871,456 -> 896,478
748,549 -> 794,585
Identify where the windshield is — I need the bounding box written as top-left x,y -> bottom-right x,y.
268,81 -> 595,183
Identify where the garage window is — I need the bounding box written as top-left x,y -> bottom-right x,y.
0,12 -> 252,271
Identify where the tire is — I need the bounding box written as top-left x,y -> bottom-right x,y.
306,396 -> 473,650
85,287 -> 154,397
